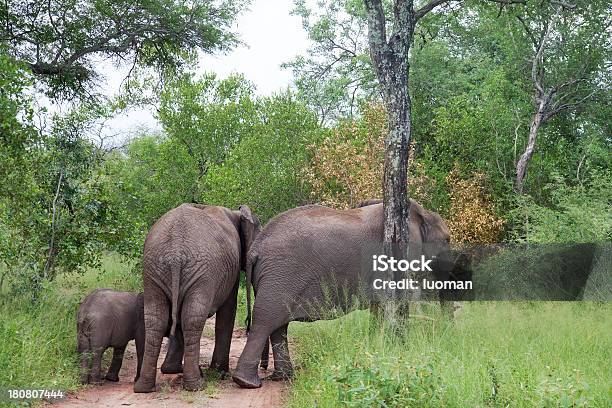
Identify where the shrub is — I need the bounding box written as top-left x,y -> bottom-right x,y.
306,103 -> 435,209
332,355 -> 446,407
446,169 -> 505,243
509,171 -> 612,244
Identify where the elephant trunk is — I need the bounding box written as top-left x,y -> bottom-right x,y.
170,263 -> 180,337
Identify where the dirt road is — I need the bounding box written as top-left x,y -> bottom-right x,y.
51,320 -> 286,408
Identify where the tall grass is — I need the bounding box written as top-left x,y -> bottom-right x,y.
287,302 -> 612,407
0,254 -> 141,396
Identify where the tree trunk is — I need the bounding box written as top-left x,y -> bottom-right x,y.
382,58 -> 412,247
43,169 -> 64,280
364,0 -> 416,326
381,79 -> 413,325
515,109 -> 544,193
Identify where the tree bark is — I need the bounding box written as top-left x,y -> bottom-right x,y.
514,109 -> 544,193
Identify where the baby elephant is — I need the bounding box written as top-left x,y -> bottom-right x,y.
77,289 -> 145,384
77,289 -> 184,385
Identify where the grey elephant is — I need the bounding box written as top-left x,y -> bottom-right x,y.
233,199 -> 458,388
77,289 -> 184,385
134,203 -> 260,393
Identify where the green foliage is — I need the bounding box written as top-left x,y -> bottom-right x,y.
0,97 -> 134,296
0,0 -> 244,99
202,92 -> 323,222
0,51 -> 41,290
510,171 -> 612,244
285,0 -> 377,122
158,73 -> 258,203
332,357 -> 445,407
290,0 -> 610,221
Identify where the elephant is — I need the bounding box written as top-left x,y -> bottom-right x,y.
77,289 -> 184,385
134,203 -> 260,393
77,289 -> 183,385
232,199 -> 462,388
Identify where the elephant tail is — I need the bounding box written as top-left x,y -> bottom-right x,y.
170,262 -> 180,338
245,253 -> 257,334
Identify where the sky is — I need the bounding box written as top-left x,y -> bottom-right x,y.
102,0 -> 310,141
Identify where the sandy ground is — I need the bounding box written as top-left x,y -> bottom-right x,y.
50,319 -> 287,408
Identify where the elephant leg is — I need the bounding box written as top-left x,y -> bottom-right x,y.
233,298 -> 286,389
134,283 -> 169,393
105,345 -> 126,382
79,348 -> 92,384
161,325 -> 184,374
232,324 -> 270,388
260,338 -> 270,370
181,292 -> 209,391
210,280 -> 238,376
266,324 -> 293,381
89,347 -> 105,385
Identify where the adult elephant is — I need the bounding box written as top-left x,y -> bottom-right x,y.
233,199 -> 459,389
134,203 -> 260,393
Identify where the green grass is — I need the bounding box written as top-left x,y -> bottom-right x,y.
287,302 -> 612,407
0,254 -> 141,402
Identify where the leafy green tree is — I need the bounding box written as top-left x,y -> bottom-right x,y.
0,51 -> 39,203
202,93 -> 323,222
157,73 -> 258,202
1,100 -> 128,294
0,0 -> 244,98
0,51 -> 40,290
507,0 -> 611,193
285,0 -> 378,123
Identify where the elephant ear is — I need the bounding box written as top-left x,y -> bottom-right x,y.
410,202 -> 430,242
419,219 -> 429,242
239,205 -> 254,224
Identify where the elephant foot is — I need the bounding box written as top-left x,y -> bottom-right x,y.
232,371 -> 262,389
105,372 -> 120,382
160,362 -> 183,374
182,377 -> 205,391
265,370 -> 293,382
133,378 -> 156,393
